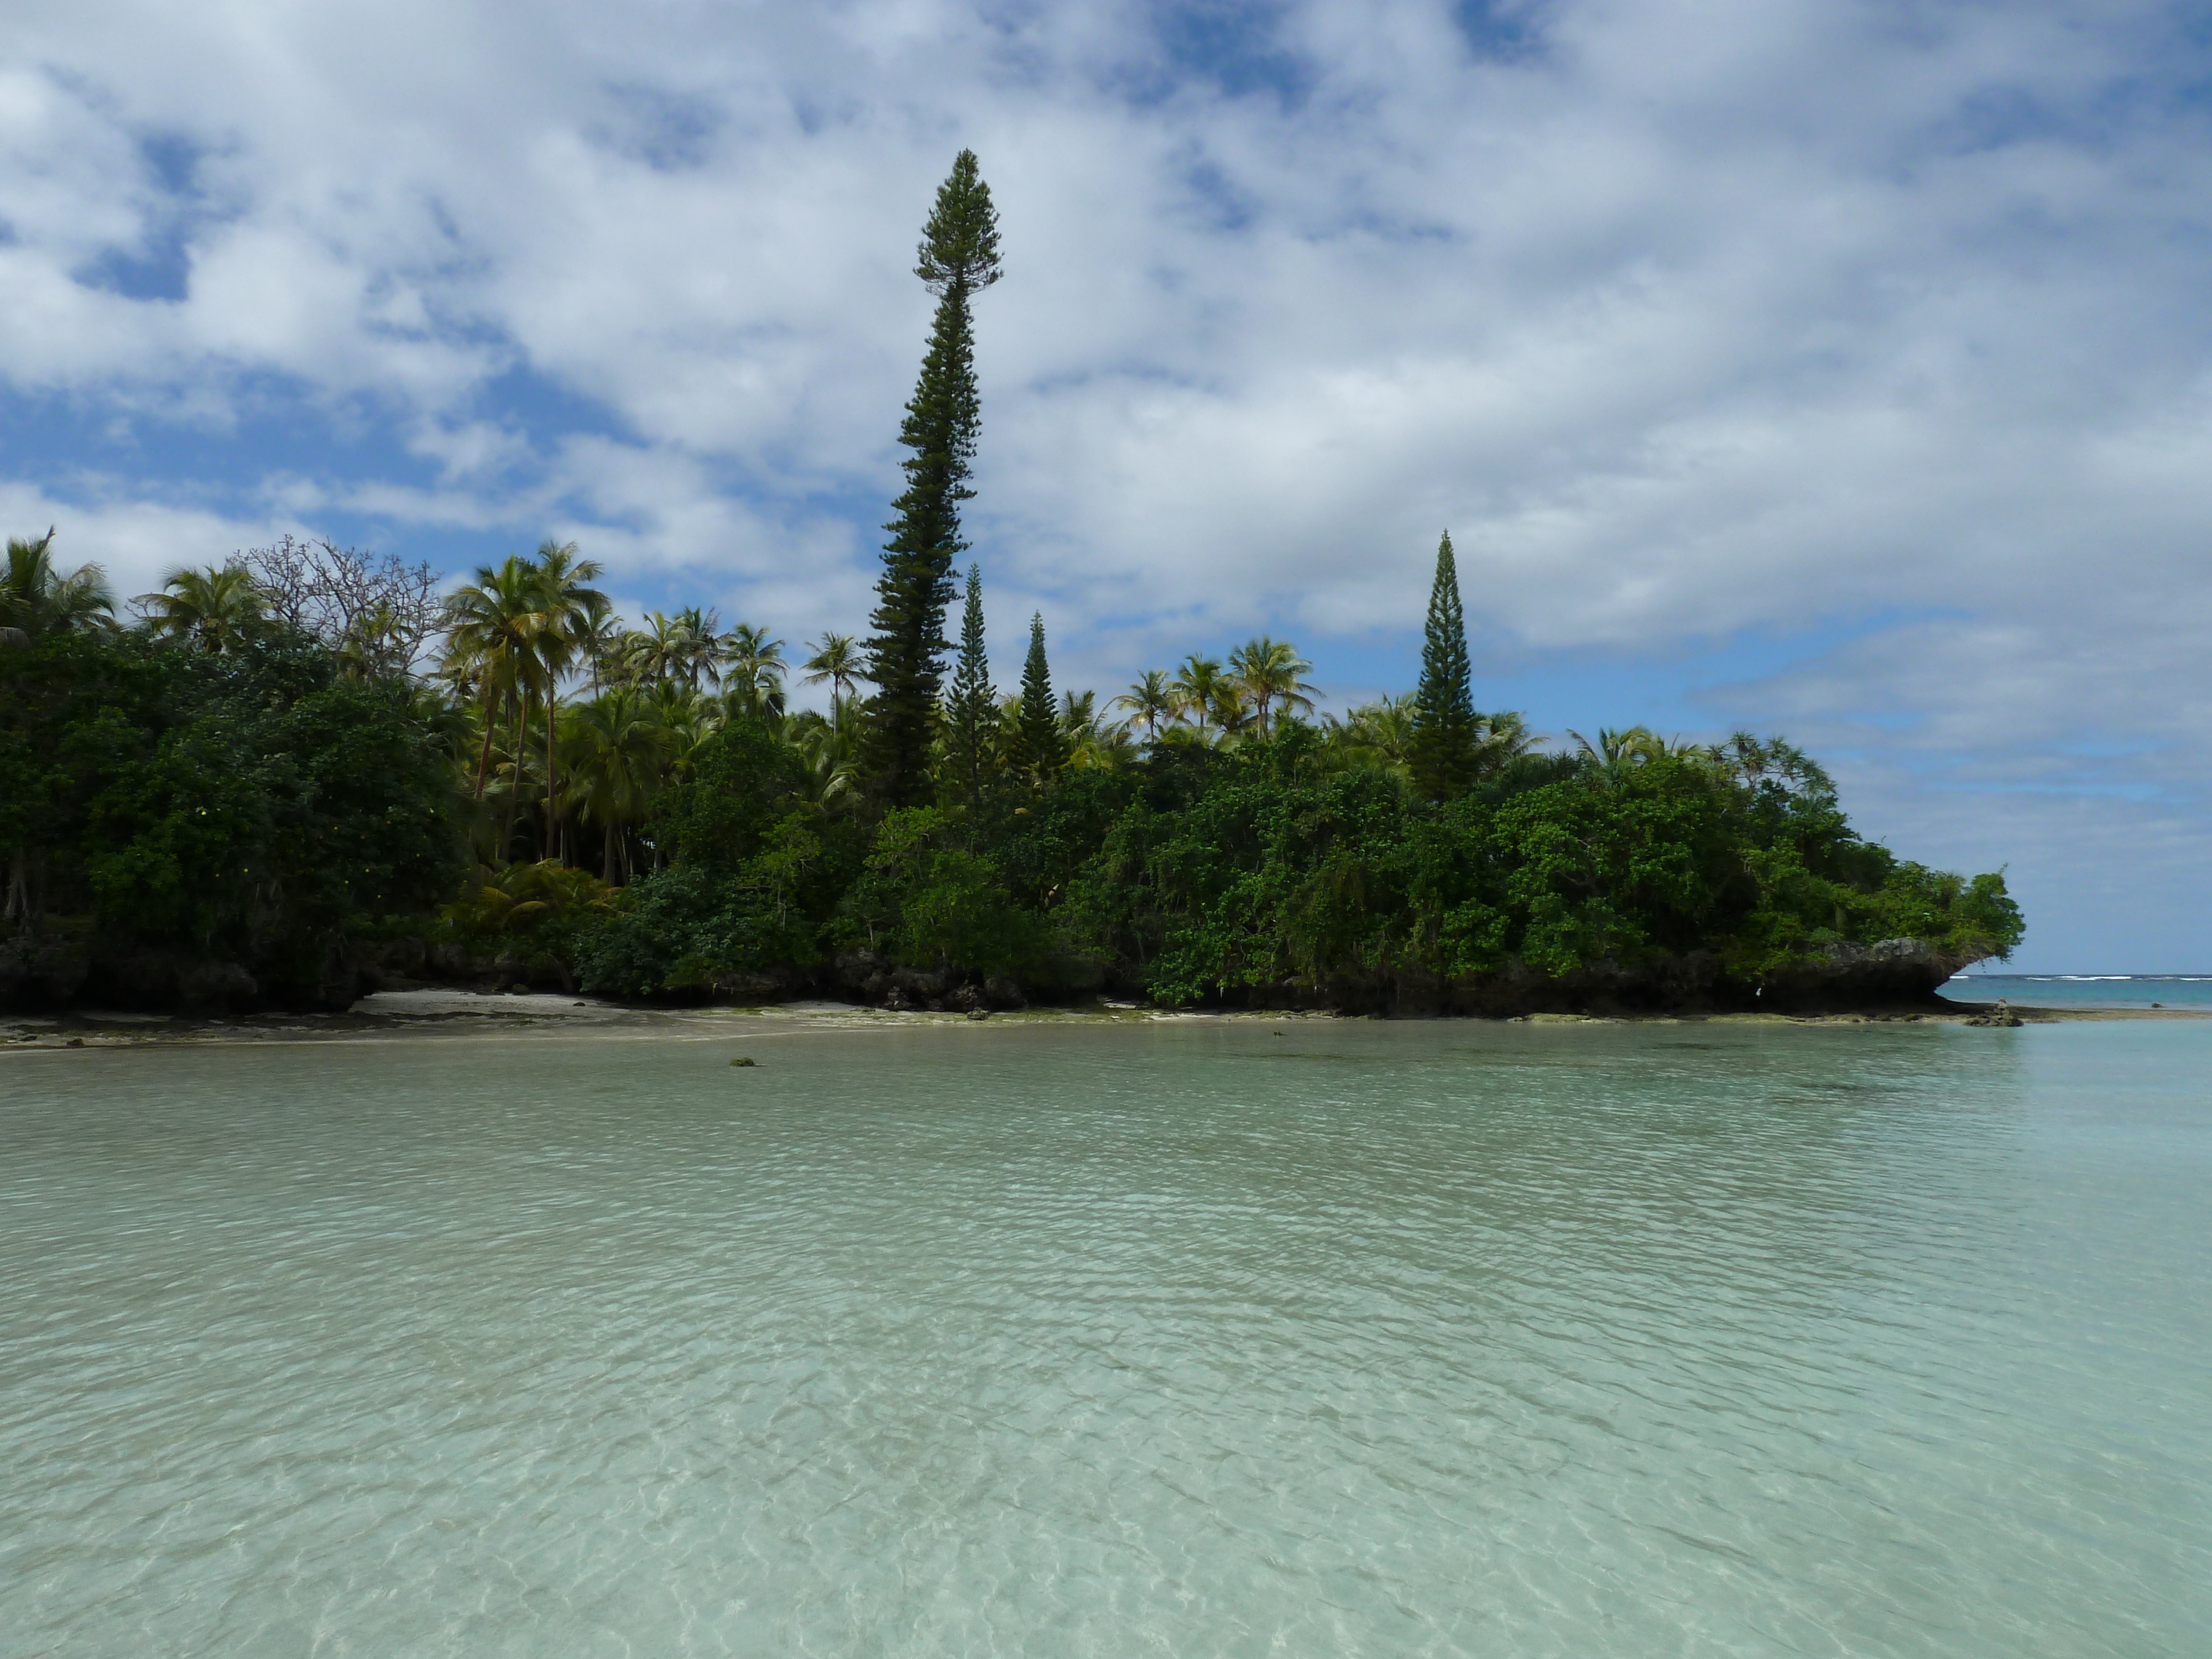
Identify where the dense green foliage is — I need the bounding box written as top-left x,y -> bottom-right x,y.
1,533 -> 2024,1014
562,714 -> 2021,1007
2,627 -> 461,995
863,149 -> 1003,806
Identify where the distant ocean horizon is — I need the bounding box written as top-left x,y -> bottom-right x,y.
1940,973 -> 2212,1009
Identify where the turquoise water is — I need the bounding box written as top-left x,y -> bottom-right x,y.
3,1018 -> 2208,1656
1942,973 -> 2212,1010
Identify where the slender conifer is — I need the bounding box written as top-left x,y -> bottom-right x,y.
941,564 -> 998,805
863,150 -> 1003,805
1409,530 -> 1479,800
1013,612 -> 1065,780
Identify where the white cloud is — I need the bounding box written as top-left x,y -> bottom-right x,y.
0,481 -> 293,603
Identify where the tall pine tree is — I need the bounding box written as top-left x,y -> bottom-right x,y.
863,150 -> 1004,806
1409,530 -> 1479,801
1012,612 -> 1065,781
941,564 -> 998,806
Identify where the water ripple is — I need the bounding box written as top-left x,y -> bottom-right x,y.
3,1020 -> 2208,1656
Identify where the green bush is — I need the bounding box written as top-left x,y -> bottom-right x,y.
3,629 -> 461,988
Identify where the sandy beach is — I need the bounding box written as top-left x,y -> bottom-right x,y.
3,988 -> 2204,1051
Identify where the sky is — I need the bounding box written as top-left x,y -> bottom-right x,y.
3,0 -> 2209,971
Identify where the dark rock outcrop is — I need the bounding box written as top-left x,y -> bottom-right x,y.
3,923 -> 1992,1020
4,930 -> 460,1015
1756,938 -> 1971,1013
1198,938 -> 1983,1018
0,931 -> 92,1009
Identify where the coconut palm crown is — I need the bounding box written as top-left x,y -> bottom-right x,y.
138,565 -> 264,653
1,530 -> 114,645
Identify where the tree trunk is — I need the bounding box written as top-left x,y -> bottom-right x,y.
473,689 -> 500,800
501,697 -> 527,863
3,847 -> 27,924
545,684 -> 560,863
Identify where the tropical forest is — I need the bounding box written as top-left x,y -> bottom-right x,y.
0,152 -> 2022,1016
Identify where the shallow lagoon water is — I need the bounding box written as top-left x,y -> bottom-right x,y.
3,1018 -> 2207,1656
1942,973 -> 2212,1010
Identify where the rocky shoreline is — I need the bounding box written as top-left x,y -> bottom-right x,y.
3,987 -> 2201,1054
3,926 -> 2009,1021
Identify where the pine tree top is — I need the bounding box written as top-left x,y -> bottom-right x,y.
1017,611 -> 1064,776
1020,611 -> 1052,706
1411,530 -> 1479,801
917,150 -> 1003,296
953,565 -> 990,688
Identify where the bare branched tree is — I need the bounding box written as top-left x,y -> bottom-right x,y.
241,534 -> 441,676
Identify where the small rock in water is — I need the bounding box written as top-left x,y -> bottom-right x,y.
729,1056 -> 757,1067
966,1008 -> 989,1021
65,1037 -> 85,1048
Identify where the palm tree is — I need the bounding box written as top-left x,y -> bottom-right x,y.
1113,669 -> 1176,740
670,606 -> 723,690
531,541 -> 607,861
802,633 -> 862,734
138,564 -> 265,653
1323,693 -> 1420,771
627,609 -> 721,690
1169,654 -> 1225,739
598,628 -> 645,688
624,614 -> 680,686
332,602 -> 410,682
719,622 -> 787,719
446,858 -> 617,933
441,555 -> 544,804
2,530 -> 116,645
1210,681 -> 1256,739
1649,731 -> 1715,764
1228,637 -> 1316,738
407,679 -> 477,779
1475,709 -> 1538,771
646,680 -> 717,784
1569,726 -> 1659,786
793,717 -> 859,815
575,602 -> 626,693
560,688 -> 669,883
1061,690 -> 1133,770
1569,726 -> 1716,785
